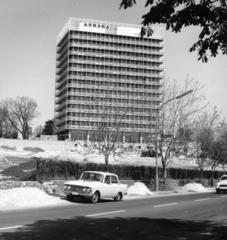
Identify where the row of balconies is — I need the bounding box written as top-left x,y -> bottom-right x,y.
67,58 -> 163,70
56,67 -> 163,83
67,83 -> 162,92
56,63 -> 163,81
67,75 -> 162,85
67,66 -> 161,75
55,124 -> 155,134
69,43 -> 164,55
55,81 -> 162,97
68,47 -> 163,58
54,98 -> 162,111
66,107 -> 159,115
55,75 -> 162,90
56,50 -> 164,64
67,67 -> 162,76
55,107 -> 159,120
69,38 -> 163,48
69,34 -> 164,47
58,50 -> 164,64
56,116 -> 156,125
56,59 -> 163,75
68,51 -> 164,62
55,90 -> 161,104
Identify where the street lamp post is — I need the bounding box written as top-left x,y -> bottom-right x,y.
155,90 -> 193,191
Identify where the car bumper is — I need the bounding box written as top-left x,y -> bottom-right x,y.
64,190 -> 93,198
216,187 -> 227,190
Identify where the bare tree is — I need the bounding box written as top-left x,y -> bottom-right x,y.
0,96 -> 40,139
90,105 -> 130,171
33,125 -> 43,138
209,130 -> 227,186
156,76 -> 207,182
0,108 -> 18,139
191,106 -> 224,182
75,85 -> 133,171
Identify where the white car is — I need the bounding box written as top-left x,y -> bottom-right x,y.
216,175 -> 227,193
63,171 -> 127,203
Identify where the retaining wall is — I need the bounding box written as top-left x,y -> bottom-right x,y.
0,139 -> 75,152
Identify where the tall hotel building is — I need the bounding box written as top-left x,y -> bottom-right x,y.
54,18 -> 164,142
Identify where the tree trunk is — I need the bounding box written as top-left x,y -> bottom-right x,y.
105,155 -> 109,172
22,132 -> 27,139
210,166 -> 216,187
162,164 -> 167,189
199,168 -> 203,183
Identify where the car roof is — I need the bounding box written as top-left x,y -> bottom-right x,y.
221,175 -> 227,177
82,171 -> 117,176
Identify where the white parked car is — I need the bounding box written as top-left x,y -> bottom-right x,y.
63,171 -> 127,203
216,175 -> 227,193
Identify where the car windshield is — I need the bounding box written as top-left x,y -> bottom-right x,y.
80,172 -> 104,182
221,176 -> 227,181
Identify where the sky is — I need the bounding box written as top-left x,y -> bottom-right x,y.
0,0 -> 226,129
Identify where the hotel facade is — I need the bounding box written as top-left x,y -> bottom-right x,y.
54,18 -> 164,142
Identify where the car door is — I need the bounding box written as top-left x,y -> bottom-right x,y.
110,175 -> 120,196
102,175 -> 113,198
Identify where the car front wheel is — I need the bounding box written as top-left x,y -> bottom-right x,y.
91,192 -> 99,203
216,189 -> 220,194
66,195 -> 74,201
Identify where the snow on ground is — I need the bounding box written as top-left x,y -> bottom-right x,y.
0,188 -> 66,207
0,182 -> 213,208
177,183 -> 210,192
127,182 -> 153,195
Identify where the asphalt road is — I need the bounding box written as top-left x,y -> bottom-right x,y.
0,191 -> 227,240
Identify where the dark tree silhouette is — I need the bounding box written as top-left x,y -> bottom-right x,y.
120,0 -> 227,62
42,119 -> 55,135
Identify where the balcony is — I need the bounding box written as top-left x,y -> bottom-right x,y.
55,78 -> 68,90
56,70 -> 68,82
54,109 -> 66,119
55,101 -> 67,111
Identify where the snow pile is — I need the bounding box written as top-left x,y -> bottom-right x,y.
0,188 -> 65,207
178,183 -> 209,192
127,182 -> 153,195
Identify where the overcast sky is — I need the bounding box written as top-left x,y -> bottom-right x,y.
0,0 -> 226,128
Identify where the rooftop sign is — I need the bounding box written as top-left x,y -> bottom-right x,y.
83,22 -> 110,29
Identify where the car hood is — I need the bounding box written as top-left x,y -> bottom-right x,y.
64,180 -> 103,187
219,180 -> 227,184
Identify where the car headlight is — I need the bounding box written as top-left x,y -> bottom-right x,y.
67,186 -> 71,190
86,188 -> 92,193
83,187 -> 92,193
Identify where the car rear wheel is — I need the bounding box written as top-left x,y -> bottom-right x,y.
91,192 -> 99,203
114,192 -> 122,201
